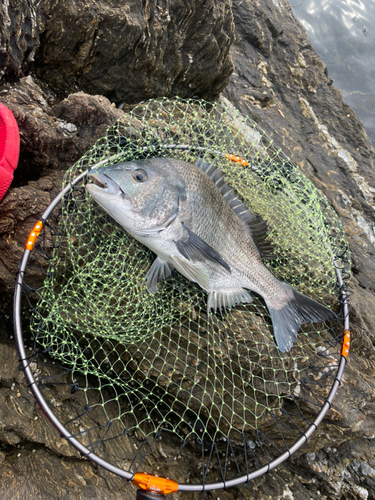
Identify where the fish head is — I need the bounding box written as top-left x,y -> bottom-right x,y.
86,158 -> 186,236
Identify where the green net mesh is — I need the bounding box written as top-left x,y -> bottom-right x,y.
29,97 -> 349,450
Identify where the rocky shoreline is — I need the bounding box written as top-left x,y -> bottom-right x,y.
1,1 -> 375,499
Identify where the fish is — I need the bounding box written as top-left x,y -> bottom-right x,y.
86,157 -> 336,352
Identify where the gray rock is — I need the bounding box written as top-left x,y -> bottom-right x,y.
1,0 -> 234,103
0,77 -> 125,294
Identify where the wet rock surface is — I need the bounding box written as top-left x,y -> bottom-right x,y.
0,77 -> 125,297
1,0 -> 234,103
1,0 -> 375,499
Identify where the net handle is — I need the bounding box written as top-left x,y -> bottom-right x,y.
136,491 -> 166,500
14,151 -> 350,494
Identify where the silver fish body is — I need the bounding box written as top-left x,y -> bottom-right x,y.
86,157 -> 336,352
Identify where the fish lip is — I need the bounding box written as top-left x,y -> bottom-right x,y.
86,171 -> 124,195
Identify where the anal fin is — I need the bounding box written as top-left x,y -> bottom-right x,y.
207,288 -> 253,315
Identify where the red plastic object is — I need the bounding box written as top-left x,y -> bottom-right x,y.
0,103 -> 20,201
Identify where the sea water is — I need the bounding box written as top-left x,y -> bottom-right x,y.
289,0 -> 375,147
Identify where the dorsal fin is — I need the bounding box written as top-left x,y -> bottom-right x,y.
195,159 -> 222,182
211,169 -> 223,184
194,159 -> 212,174
194,158 -> 275,260
247,216 -> 276,260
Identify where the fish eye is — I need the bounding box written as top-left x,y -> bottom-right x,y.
133,169 -> 148,182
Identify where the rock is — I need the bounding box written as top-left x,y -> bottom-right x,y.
0,76 -> 124,185
0,76 -> 125,297
1,0 -> 375,499
0,0 -> 43,84
0,445 -> 138,500
1,0 -> 234,103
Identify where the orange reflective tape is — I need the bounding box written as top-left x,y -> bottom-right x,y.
24,220 -> 43,251
132,472 -> 178,495
225,153 -> 249,167
341,330 -> 350,358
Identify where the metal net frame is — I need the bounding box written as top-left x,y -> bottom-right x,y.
14,97 -> 350,496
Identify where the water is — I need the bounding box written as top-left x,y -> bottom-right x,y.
289,0 -> 375,146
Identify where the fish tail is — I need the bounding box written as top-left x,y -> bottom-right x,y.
266,284 -> 337,353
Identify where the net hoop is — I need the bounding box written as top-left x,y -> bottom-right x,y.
13,147 -> 350,493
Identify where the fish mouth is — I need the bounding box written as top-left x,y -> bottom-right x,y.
86,171 -> 123,195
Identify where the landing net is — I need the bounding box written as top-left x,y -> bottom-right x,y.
16,97 -> 350,490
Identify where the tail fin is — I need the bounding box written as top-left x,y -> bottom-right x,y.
266,284 -> 337,353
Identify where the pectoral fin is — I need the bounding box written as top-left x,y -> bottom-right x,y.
171,255 -> 210,290
146,257 -> 173,293
175,223 -> 231,272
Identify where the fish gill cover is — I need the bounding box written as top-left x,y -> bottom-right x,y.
27,97 -> 349,479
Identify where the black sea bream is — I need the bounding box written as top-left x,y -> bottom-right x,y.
86,157 -> 336,352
